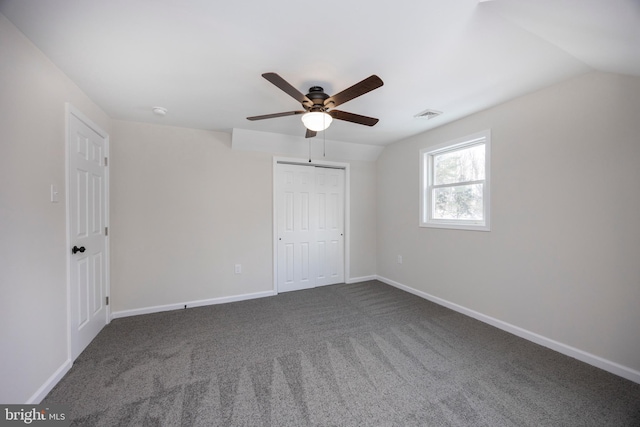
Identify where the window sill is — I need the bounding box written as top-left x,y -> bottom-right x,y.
419,221 -> 490,232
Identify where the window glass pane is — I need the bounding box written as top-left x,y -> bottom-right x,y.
432,183 -> 483,220
433,144 -> 485,185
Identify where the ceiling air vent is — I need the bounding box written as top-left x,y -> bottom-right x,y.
414,109 -> 442,120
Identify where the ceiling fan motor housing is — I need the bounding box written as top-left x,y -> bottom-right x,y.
306,86 -> 330,111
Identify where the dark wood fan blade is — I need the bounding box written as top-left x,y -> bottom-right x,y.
262,73 -> 312,105
305,129 -> 317,138
329,110 -> 379,126
325,75 -> 383,108
247,111 -> 306,121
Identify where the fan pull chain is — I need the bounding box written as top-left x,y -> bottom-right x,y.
323,113 -> 326,157
308,137 -> 312,163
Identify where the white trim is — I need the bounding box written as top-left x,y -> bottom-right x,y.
419,129 -> 491,231
376,275 -> 640,385
27,359 -> 72,404
272,157 -> 350,294
346,275 -> 378,284
111,290 -> 276,320
65,105 -> 72,364
272,159 -> 278,294
344,166 -> 351,285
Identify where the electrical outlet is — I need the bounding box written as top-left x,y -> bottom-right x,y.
235,264 -> 242,274
397,255 -> 403,264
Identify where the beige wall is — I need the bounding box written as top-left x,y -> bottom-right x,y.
348,160 -> 377,279
0,13 -> 111,403
377,71 -> 640,373
110,120 -> 378,313
110,122 -> 273,311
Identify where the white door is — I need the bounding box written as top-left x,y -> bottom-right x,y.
314,167 -> 345,286
277,164 -> 316,292
67,106 -> 109,360
276,163 -> 345,292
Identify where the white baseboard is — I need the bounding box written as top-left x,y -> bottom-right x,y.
28,358 -> 72,404
346,275 -> 378,284
376,275 -> 640,385
111,290 -> 277,320
110,278 -> 376,321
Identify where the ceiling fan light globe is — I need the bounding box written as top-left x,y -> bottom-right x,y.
301,112 -> 332,132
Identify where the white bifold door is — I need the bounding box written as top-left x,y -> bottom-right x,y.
276,163 -> 345,292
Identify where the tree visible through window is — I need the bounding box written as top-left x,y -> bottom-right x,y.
420,130 -> 490,231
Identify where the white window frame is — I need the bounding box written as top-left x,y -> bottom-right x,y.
420,130 -> 491,231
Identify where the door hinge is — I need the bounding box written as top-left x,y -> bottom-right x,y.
105,226 -> 108,236
106,296 -> 109,306
104,157 -> 108,166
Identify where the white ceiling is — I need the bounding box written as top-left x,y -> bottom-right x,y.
2,0 -> 639,146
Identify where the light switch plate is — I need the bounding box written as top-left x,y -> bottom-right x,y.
50,184 -> 60,203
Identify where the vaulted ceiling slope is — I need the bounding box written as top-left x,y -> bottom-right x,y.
1,0 -> 638,146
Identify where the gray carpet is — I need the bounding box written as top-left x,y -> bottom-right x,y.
44,281 -> 640,426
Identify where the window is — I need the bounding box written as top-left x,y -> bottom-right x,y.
420,130 -> 490,231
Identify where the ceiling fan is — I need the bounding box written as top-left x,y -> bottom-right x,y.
247,73 -> 383,138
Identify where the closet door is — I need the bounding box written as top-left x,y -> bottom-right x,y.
275,163 -> 344,292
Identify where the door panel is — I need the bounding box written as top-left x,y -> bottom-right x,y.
277,164 -> 316,292
77,257 -> 89,327
315,168 -> 344,286
68,109 -> 108,360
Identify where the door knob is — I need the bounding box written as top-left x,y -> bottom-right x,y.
72,246 -> 86,254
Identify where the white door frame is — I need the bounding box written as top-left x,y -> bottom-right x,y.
65,103 -> 110,361
273,156 -> 350,293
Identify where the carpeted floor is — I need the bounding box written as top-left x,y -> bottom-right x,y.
44,281 -> 640,426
